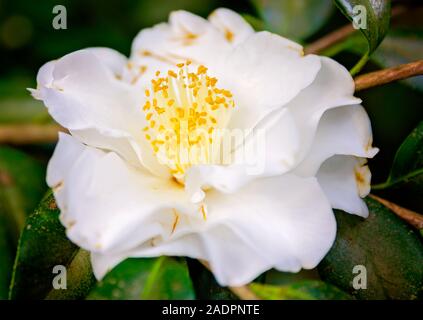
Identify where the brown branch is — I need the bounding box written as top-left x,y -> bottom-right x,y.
305,5 -> 407,55
199,260 -> 260,300
369,194 -> 423,229
354,60 -> 423,91
305,24 -> 355,55
0,124 -> 66,144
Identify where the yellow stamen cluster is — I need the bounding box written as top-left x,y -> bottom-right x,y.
142,62 -> 235,181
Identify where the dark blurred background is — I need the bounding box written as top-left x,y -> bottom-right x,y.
0,0 -> 422,197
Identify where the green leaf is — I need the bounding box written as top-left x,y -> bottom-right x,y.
388,120 -> 423,183
88,257 -> 195,300
250,281 -> 353,300
0,146 -> 46,240
0,214 -> 14,299
372,121 -> 423,212
0,147 -> 46,299
335,0 -> 391,54
318,198 -> 423,299
252,0 -> 334,41
334,0 -> 391,74
9,192 -> 95,300
263,268 -> 321,285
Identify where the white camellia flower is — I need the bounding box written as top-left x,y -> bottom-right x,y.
31,8 -> 378,286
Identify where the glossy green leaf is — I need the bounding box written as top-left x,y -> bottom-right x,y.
263,268 -> 321,285
388,120 -> 423,183
88,257 -> 195,300
9,192 -> 95,300
250,281 -> 352,300
335,0 -> 391,74
252,0 -> 334,41
318,198 -> 423,299
0,147 -> 46,299
335,0 -> 391,54
372,121 -> 423,212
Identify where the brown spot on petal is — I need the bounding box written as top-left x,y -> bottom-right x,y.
67,220 -> 76,229
171,209 -> 180,235
139,65 -> 147,74
354,161 -> 371,198
224,28 -> 234,42
53,180 -> 63,191
139,50 -> 175,64
365,137 -> 374,153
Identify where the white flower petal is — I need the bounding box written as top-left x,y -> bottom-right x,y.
184,108 -> 301,199
284,56 -> 361,165
316,155 -> 371,218
127,23 -> 177,87
92,174 -> 336,286
129,10 -> 231,79
47,132 -> 85,209
131,22 -> 172,58
35,50 -> 141,131
83,47 -> 127,78
203,175 -> 336,285
208,8 -> 254,45
184,56 -> 362,196
90,252 -> 128,280
223,31 -> 321,131
167,10 -> 231,71
294,105 -> 379,177
48,134 -> 195,254
34,50 -> 169,177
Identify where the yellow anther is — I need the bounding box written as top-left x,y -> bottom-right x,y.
143,101 -> 151,111
205,96 -> 214,105
197,65 -> 208,75
168,70 -> 177,78
141,62 -> 235,181
176,108 -> 185,118
222,90 -> 233,98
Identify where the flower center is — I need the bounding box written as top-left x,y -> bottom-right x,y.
142,62 -> 235,182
